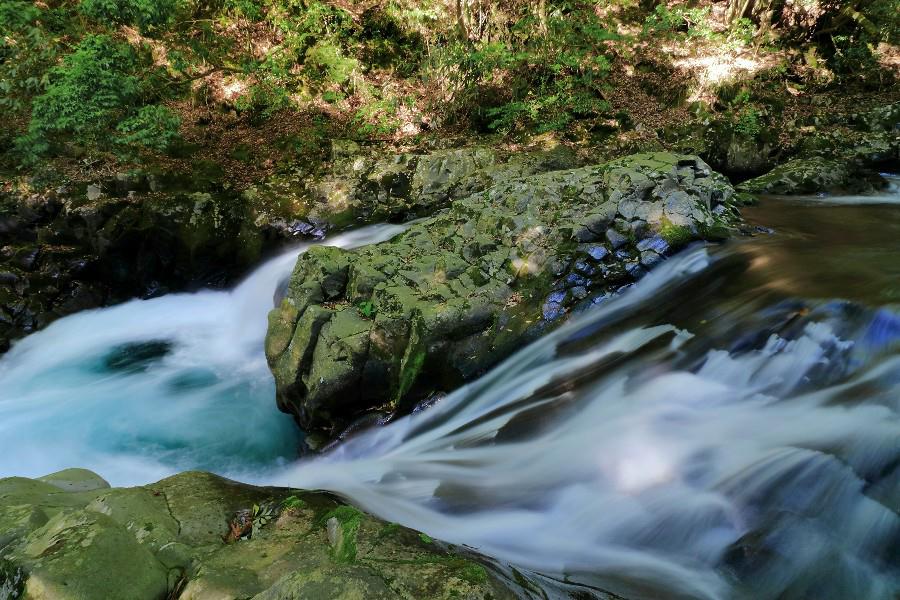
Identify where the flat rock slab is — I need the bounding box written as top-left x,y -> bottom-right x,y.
266,152 -> 739,441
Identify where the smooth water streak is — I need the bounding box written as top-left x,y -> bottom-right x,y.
274,245 -> 900,599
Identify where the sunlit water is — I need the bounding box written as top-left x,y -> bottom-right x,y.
2,180 -> 900,599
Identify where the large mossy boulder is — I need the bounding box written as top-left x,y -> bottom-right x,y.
737,157 -> 889,195
0,469 -> 513,600
266,152 -> 740,443
0,145 -> 576,354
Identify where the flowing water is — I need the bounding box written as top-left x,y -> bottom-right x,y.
0,223 -> 410,484
2,178 -> 900,599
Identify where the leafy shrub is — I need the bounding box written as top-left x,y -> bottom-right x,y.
17,35 -> 140,160
829,33 -> 880,76
643,4 -> 713,38
435,8 -> 615,134
223,0 -> 264,20
0,2 -> 59,112
305,42 -> 359,86
79,0 -> 182,30
727,17 -> 756,47
116,105 -> 182,152
734,106 -> 762,137
234,81 -> 293,119
356,6 -> 425,75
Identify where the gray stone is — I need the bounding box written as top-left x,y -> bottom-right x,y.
266,153 -> 739,439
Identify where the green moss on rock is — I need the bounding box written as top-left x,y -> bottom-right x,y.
0,469 -> 514,600
738,157 -> 889,195
267,152 -> 740,440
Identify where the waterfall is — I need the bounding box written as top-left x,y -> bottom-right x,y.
2,185 -> 900,599
0,223 -> 410,485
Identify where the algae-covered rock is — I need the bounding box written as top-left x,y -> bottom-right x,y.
246,144 -> 580,229
266,152 -> 739,440
737,157 -> 888,195
0,470 -> 513,600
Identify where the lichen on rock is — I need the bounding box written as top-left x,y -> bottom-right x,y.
247,143 -> 581,229
266,152 -> 740,441
0,469 -> 513,600
737,156 -> 890,195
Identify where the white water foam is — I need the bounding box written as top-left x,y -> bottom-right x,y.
272,247 -> 900,599
0,223 -> 409,485
1,219 -> 898,599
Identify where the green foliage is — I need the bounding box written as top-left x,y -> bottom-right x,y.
643,4 -> 713,38
829,33 -> 881,80
457,562 -> 489,585
305,42 -> 359,85
234,81 -> 292,118
865,0 -> 900,45
356,6 -> 425,75
281,495 -> 306,511
227,1 -> 362,118
250,501 -> 278,529
116,105 -> 182,153
436,7 -> 614,134
733,106 -> 762,136
18,35 -> 141,161
0,2 -> 59,112
223,0 -> 264,20
79,0 -> 182,30
418,532 -> 434,544
352,95 -> 401,137
357,300 -> 376,318
727,17 -> 755,47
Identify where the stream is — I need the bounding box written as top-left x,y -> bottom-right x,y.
1,178 -> 899,599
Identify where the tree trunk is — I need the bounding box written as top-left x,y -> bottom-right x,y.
726,0 -> 784,25
534,0 -> 548,36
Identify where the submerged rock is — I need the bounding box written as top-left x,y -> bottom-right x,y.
0,470 -> 513,600
266,152 -> 740,441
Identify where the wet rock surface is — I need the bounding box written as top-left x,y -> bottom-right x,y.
266,152 -> 740,443
735,102 -> 900,195
0,469 -> 513,600
0,185 -> 272,353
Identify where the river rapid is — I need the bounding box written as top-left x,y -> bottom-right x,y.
1,178 -> 899,599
